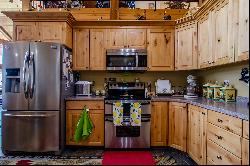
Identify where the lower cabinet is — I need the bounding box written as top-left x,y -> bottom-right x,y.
66,101 -> 104,146
187,105 -> 207,165
242,138 -> 249,165
169,102 -> 187,152
151,102 -> 168,146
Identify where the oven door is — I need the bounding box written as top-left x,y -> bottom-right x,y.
105,115 -> 150,148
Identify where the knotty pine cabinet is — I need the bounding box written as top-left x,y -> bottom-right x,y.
73,29 -> 107,71
236,0 -> 249,61
187,105 -> 207,165
66,101 -> 104,146
106,28 -> 146,49
147,28 -> 175,71
14,22 -> 72,48
242,120 -> 249,165
151,102 -> 168,146
169,102 -> 187,152
175,21 -> 198,70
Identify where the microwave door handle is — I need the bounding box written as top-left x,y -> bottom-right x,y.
23,51 -> 29,99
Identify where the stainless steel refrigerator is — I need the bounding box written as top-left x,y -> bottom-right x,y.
1,41 -> 74,154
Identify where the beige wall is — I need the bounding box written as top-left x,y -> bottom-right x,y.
198,61 -> 249,97
80,71 -> 197,92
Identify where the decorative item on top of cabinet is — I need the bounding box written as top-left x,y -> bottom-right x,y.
66,101 -> 104,146
175,20 -> 198,70
90,29 -> 107,70
236,0 -> 249,61
147,28 -> 174,71
151,102 -> 168,146
187,105 -> 207,165
73,28 -> 89,70
169,102 -> 187,152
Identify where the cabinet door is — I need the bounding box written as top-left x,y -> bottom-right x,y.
73,29 -> 90,70
151,102 -> 168,146
169,102 -> 187,152
237,0 -> 249,61
242,138 -> 249,165
198,13 -> 214,68
14,22 -> 38,41
175,23 -> 198,70
107,29 -> 126,49
214,1 -> 234,65
90,29 -> 107,70
38,22 -> 63,43
147,29 -> 174,71
66,109 -> 104,146
187,105 -> 207,165
126,29 -> 146,49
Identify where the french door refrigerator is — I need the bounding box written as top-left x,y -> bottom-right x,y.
1,41 -> 74,154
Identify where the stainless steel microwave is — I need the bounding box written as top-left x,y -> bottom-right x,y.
106,49 -> 147,71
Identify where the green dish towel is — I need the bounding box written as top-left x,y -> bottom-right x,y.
74,106 -> 93,143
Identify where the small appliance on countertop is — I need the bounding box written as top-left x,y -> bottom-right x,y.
75,81 -> 93,96
155,79 -> 172,96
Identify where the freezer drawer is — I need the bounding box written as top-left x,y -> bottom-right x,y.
2,111 -> 59,152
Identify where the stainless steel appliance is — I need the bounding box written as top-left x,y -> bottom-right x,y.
2,41 -> 74,154
106,49 -> 147,71
75,81 -> 93,96
105,82 -> 151,148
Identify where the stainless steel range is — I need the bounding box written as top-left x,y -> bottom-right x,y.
105,82 -> 151,148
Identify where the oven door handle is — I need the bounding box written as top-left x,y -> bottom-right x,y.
105,100 -> 151,105
141,118 -> 151,122
105,117 -> 113,122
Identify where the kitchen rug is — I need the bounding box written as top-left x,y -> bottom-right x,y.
102,151 -> 156,165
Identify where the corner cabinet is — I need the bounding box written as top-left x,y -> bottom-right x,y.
175,21 -> 198,70
151,102 -> 168,146
66,100 -> 104,146
187,105 -> 207,165
147,28 -> 175,71
168,102 -> 187,152
13,22 -> 72,48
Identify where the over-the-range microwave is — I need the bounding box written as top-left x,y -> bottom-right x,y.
106,49 -> 148,71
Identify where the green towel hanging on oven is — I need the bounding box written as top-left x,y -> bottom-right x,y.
74,106 -> 93,142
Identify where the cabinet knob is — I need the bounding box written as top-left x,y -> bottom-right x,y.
218,39 -> 221,42
217,119 -> 223,123
208,61 -> 211,64
217,156 -> 222,160
212,61 -> 215,63
202,112 -> 205,115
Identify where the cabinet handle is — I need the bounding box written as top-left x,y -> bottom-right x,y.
217,155 -> 222,160
212,61 -> 215,63
208,61 -> 211,64
202,112 -> 205,115
216,135 -> 223,140
217,119 -> 223,123
127,45 -> 130,48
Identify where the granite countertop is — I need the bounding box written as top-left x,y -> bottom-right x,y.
66,96 -> 105,101
152,96 -> 249,121
65,96 -> 249,121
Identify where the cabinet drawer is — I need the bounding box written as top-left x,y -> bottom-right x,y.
66,101 -> 104,110
208,110 -> 242,136
243,120 -> 249,139
207,123 -> 242,158
207,139 -> 241,165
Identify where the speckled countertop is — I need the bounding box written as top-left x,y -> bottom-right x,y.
65,96 -> 249,121
152,96 -> 249,121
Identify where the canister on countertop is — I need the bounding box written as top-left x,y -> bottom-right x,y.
219,85 -> 236,102
202,83 -> 210,98
211,83 -> 223,101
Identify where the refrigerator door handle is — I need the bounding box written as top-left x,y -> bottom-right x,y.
3,113 -> 56,118
29,52 -> 35,99
23,51 -> 29,99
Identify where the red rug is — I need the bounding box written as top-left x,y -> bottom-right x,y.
102,151 -> 156,165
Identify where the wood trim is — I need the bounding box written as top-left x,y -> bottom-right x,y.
110,0 -> 119,20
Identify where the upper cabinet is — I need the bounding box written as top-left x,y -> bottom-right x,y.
14,22 -> 73,49
107,28 -> 147,49
147,28 -> 175,71
236,0 -> 249,61
175,21 -> 198,70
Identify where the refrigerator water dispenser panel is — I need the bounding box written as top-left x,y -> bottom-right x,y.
5,68 -> 20,93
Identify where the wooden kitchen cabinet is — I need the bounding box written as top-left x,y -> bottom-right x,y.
175,21 -> 198,70
66,101 -> 104,146
147,28 -> 174,71
187,105 -> 207,165
107,28 -> 146,49
73,29 -> 90,70
236,0 -> 249,61
13,22 -> 72,48
242,120 -> 249,165
151,102 -> 168,146
90,29 -> 107,70
169,102 -> 187,152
